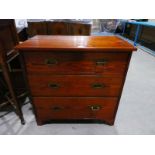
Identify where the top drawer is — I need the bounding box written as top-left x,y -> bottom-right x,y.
24,52 -> 129,77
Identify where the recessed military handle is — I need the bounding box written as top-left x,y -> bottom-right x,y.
45,58 -> 57,65
51,106 -> 62,111
91,83 -> 105,89
96,59 -> 107,65
89,105 -> 101,111
48,83 -> 60,89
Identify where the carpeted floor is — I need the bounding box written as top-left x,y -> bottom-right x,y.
0,48 -> 155,135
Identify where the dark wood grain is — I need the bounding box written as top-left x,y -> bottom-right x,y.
0,19 -> 26,93
27,21 -> 47,37
27,21 -> 91,37
47,22 -> 68,35
0,19 -> 19,53
16,36 -> 137,52
0,42 -> 25,124
68,23 -> 91,35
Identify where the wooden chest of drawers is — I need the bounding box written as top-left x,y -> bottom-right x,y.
16,36 -> 136,125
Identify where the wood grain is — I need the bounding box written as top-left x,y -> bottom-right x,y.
28,75 -> 123,97
33,97 -> 118,125
27,21 -> 47,37
47,22 -> 68,35
24,52 -> 129,77
68,23 -> 91,35
16,36 -> 137,52
17,36 -> 136,125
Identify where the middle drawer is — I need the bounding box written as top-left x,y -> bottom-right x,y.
28,75 -> 124,97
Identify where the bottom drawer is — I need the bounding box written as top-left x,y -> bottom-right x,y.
33,97 -> 118,125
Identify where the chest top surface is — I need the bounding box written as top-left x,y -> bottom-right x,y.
15,35 -> 137,52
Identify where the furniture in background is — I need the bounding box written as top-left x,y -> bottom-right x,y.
100,19 -> 119,33
27,21 -> 47,37
17,27 -> 28,41
0,42 -> 25,124
27,20 -> 91,37
0,19 -> 26,94
16,36 -> 136,125
122,20 -> 155,51
47,22 -> 68,35
0,19 -> 26,124
68,22 -> 91,35
15,19 -> 28,41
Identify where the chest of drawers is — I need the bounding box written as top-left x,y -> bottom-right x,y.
16,36 -> 136,125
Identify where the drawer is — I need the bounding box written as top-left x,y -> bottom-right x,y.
33,97 -> 118,124
24,52 -> 129,77
28,75 -> 123,97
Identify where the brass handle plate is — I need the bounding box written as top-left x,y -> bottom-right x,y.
45,58 -> 57,65
91,83 -> 105,89
89,105 -> 102,111
48,83 -> 60,89
96,59 -> 107,65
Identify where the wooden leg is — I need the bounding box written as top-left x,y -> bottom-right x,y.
104,118 -> 115,126
1,62 -> 25,125
36,119 -> 44,126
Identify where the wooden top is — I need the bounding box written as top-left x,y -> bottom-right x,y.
16,35 -> 137,52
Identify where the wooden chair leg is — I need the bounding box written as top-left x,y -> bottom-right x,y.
1,62 -> 25,125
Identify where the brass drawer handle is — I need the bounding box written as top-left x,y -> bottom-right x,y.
91,83 -> 105,89
96,59 -> 107,65
45,58 -> 57,65
48,83 -> 60,89
89,105 -> 101,111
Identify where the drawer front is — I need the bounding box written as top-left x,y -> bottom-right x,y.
33,97 -> 118,122
24,52 -> 129,76
28,75 -> 123,97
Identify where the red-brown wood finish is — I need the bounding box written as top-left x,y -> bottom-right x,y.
27,75 -> 124,97
24,52 -> 129,77
16,36 -> 137,52
17,36 -> 136,125
33,97 -> 118,125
